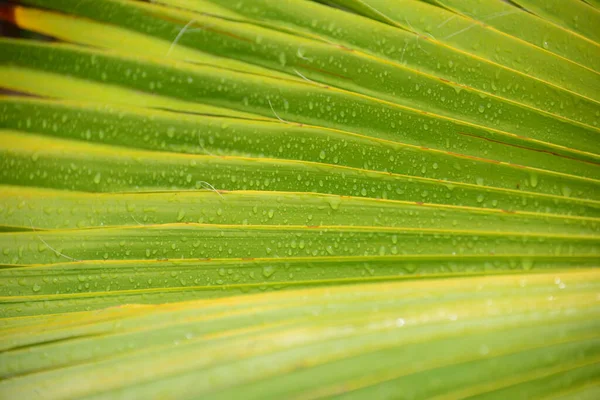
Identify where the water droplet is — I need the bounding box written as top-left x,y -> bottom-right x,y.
529,173 -> 538,188
278,52 -> 287,66
521,258 -> 534,271
328,197 -> 342,210
262,266 -> 275,278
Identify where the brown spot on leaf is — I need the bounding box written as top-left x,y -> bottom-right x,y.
297,63 -> 352,80
0,5 -> 16,25
457,132 -> 599,166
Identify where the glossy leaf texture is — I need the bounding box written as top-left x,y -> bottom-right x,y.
0,0 -> 598,398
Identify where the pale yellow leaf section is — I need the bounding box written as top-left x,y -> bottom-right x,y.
13,5 -> 297,81
0,66 -> 263,119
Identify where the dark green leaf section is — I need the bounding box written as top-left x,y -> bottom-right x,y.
145,0 -> 600,128
0,270 -> 598,398
322,0 -> 600,103
3,222 -> 598,265
13,0 -> 600,144
3,39 -> 600,170
430,0 -> 600,73
2,255 -> 597,297
2,186 -> 598,235
1,255 -> 598,317
586,0 -> 600,10
3,131 -> 599,217
2,98 -> 599,195
511,0 -> 600,43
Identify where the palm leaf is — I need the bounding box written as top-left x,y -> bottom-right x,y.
0,0 -> 598,398
429,0 -> 600,71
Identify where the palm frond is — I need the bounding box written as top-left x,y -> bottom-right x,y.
1,0 -> 598,398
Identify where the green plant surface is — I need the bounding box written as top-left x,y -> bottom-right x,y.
4,130 -> 600,216
0,0 -> 599,397
247,0 -> 599,125
7,4 -> 298,82
17,0 -> 600,131
4,222 -> 599,266
1,270 -> 599,398
319,0 -> 600,103
429,0 -> 600,72
586,0 -> 600,10
2,186 -> 598,235
3,97 -> 599,194
144,0 -> 600,127
510,0 -> 600,43
11,0 -> 600,138
5,38 -> 600,168
6,254 -> 596,297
